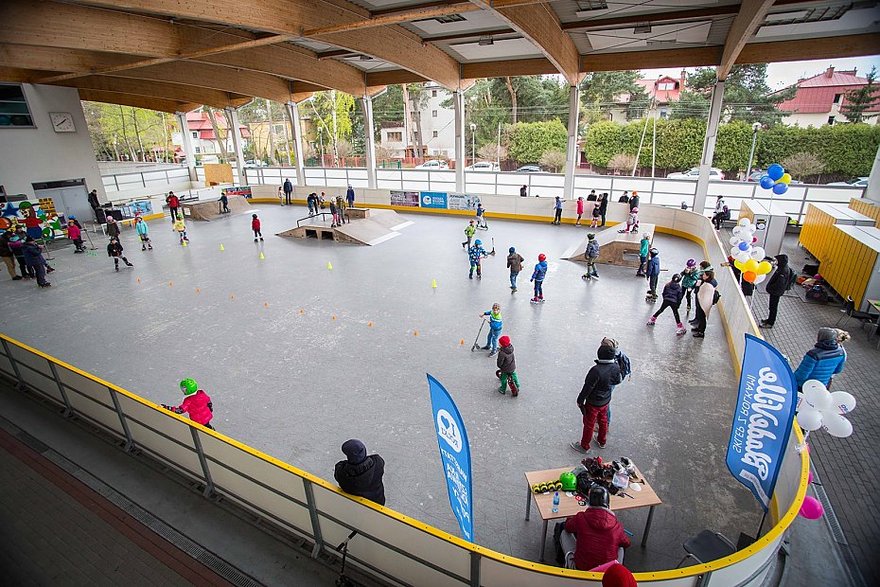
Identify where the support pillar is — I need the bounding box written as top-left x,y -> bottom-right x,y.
360,96 -> 378,190
225,106 -> 246,184
865,142 -> 880,204
286,101 -> 307,187
563,85 -> 581,199
694,80 -> 725,215
176,112 -> 196,181
453,89 -> 466,193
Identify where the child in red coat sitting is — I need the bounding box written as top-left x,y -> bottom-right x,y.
163,378 -> 214,429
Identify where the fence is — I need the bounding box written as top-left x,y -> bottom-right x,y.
0,205 -> 808,587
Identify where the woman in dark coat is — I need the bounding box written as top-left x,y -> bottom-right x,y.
334,439 -> 386,505
597,193 -> 609,226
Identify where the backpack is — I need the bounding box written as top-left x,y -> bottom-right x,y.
786,268 -> 797,291
713,290 -> 721,305
616,351 -> 632,381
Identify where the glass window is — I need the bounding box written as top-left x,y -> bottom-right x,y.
0,83 -> 34,127
192,131 -> 198,138
827,116 -> 835,125
432,90 -> 437,97
387,131 -> 402,141
433,131 -> 438,138
833,94 -> 842,104
432,110 -> 438,117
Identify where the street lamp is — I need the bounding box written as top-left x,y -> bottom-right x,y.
745,122 -> 761,180
469,122 -> 476,166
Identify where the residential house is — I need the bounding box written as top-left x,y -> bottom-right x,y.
378,82 -> 456,159
778,67 -> 880,127
171,111 -> 251,164
605,71 -> 686,121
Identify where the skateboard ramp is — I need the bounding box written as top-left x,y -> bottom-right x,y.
562,224 -> 655,268
276,208 -> 411,246
181,195 -> 251,221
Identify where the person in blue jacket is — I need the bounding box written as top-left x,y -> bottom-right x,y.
530,253 -> 548,303
468,239 -> 489,279
645,247 -> 661,299
479,303 -> 503,357
793,327 -> 846,390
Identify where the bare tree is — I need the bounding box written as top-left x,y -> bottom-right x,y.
781,152 -> 825,182
608,153 -> 637,175
205,108 -> 229,163
539,149 -> 566,173
478,143 -> 507,162
505,77 -> 518,124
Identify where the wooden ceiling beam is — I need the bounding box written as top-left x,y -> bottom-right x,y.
462,57 -> 557,79
736,32 -> 880,65
78,89 -> 197,114
717,0 -> 775,80
0,44 -> 138,72
57,76 -> 249,110
470,1 -> 580,85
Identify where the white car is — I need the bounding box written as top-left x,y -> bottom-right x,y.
827,177 -> 868,187
464,161 -> 500,171
414,160 -> 449,169
667,167 -> 725,180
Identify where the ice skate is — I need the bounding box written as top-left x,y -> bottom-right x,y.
676,324 -> 687,336
530,297 -> 540,304
582,273 -> 591,281
647,317 -> 656,326
591,273 -> 598,280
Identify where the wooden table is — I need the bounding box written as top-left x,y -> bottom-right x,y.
524,466 -> 662,561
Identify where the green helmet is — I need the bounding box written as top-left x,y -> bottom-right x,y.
560,472 -> 577,492
179,378 -> 198,396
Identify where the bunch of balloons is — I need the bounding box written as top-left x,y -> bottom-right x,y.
796,380 -> 856,438
759,164 -> 791,195
728,218 -> 773,284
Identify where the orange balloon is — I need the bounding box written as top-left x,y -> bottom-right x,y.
743,271 -> 757,283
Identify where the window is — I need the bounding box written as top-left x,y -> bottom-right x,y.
432,110 -> 438,117
657,82 -> 674,90
195,147 -> 201,153
432,90 -> 438,97
0,84 -> 34,127
192,131 -> 198,138
433,131 -> 438,138
828,116 -> 836,126
833,93 -> 842,104
387,131 -> 402,141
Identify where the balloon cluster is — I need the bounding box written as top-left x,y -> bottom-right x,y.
796,380 -> 856,438
759,164 -> 791,195
728,218 -> 772,284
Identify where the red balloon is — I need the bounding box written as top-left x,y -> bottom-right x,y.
752,237 -> 758,243
743,271 -> 757,283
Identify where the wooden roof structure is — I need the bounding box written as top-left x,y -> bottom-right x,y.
0,0 -> 877,112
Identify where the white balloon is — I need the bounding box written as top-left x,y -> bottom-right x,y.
797,409 -> 823,431
822,413 -> 853,438
730,246 -> 742,258
729,236 -> 742,246
829,391 -> 856,414
739,218 -> 750,227
796,392 -> 805,411
736,252 -> 751,263
754,274 -> 767,284
732,226 -> 743,236
804,382 -> 832,411
751,246 -> 766,260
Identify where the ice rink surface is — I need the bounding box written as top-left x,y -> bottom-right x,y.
0,204 -> 761,570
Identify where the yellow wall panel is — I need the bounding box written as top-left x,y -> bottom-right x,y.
823,227 -> 879,307
849,198 -> 880,227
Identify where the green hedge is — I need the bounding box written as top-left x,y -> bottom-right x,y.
583,120 -> 880,177
508,120 -> 568,164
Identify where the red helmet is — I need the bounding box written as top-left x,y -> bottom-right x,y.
538,253 -> 546,261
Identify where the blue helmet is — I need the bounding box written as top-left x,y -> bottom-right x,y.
474,239 -> 482,246
509,246 -> 515,253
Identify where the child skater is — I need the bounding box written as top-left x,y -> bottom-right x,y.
468,238 -> 489,279
107,237 -> 133,271
135,216 -> 152,251
329,198 -> 339,227
67,219 -> 85,253
22,237 -> 51,287
507,246 -> 524,291
637,233 -> 650,276
582,234 -> 599,280
619,206 -> 639,233
251,213 -> 263,241
530,253 -> 548,303
462,219 -> 476,249
475,202 -> 488,229
648,273 -> 686,335
680,258 -> 700,312
173,213 -> 189,244
575,196 -> 584,226
645,247 -> 660,300
589,200 -> 601,228
495,335 -> 519,396
162,378 -> 214,430
479,302 -> 503,357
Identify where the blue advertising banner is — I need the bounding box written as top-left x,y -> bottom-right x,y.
426,374 -> 473,541
726,334 -> 798,511
420,191 -> 448,209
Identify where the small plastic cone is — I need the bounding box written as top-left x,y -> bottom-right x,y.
136,277 -> 141,283
219,243 -> 225,251
460,339 -> 465,346
432,279 -> 438,289
413,330 -> 419,336
327,262 -> 333,270
259,251 -> 265,260
332,315 -> 337,320
168,281 -> 173,287
195,288 -> 200,294
229,294 -> 235,300
264,302 -> 269,308
299,308 -> 304,315
368,321 -> 373,327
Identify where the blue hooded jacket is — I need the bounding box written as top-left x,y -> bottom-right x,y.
794,339 -> 846,388
646,254 -> 660,278
531,260 -> 548,281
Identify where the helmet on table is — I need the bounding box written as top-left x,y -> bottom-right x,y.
179,378 -> 198,396
559,472 -> 577,492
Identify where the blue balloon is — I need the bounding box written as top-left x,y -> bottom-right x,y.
772,182 -> 788,195
738,241 -> 749,251
760,176 -> 775,190
767,164 -> 784,181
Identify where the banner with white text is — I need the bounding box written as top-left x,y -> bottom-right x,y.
726,334 -> 797,511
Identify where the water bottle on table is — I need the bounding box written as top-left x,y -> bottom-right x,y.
552,491 -> 560,513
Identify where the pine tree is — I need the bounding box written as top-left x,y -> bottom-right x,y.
841,67 -> 879,124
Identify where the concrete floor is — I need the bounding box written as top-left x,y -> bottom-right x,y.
0,205 -> 763,571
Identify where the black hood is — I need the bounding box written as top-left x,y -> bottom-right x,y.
775,254 -> 789,268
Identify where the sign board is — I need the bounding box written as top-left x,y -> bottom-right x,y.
222,186 -> 252,198
420,191 -> 448,209
725,334 -> 797,511
426,374 -> 473,541
390,190 -> 420,207
448,193 -> 480,211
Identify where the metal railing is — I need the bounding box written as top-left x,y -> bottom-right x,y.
102,165 -> 192,193
296,212 -> 334,228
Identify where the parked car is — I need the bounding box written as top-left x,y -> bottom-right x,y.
515,164 -> 544,173
414,160 -> 449,169
746,170 -> 765,182
464,161 -> 500,171
827,177 -> 868,187
667,167 -> 725,180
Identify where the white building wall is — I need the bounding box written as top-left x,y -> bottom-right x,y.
418,84 -> 455,157
783,106 -> 879,127
0,84 -> 104,201
380,127 -> 406,158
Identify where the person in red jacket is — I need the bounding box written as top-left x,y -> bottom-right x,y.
563,485 -> 630,571
162,378 -> 214,429
166,191 -> 180,225
251,213 -> 263,242
67,219 -> 85,253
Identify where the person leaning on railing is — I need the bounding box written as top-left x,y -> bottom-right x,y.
334,439 -> 386,506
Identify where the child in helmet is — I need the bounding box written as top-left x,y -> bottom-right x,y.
582,234 -> 599,280
251,213 -> 263,241
480,303 -> 503,356
162,378 -> 214,429
619,207 -> 639,234
680,258 -> 700,311
636,233 -> 650,276
67,219 -> 85,253
495,335 -> 519,396
648,273 -> 686,334
173,213 -> 189,244
134,216 -> 152,251
645,247 -> 660,299
462,219 -> 476,249
468,238 -> 489,279
506,246 -> 524,291
107,237 -> 133,272
530,253 -> 548,302
475,202 -> 487,229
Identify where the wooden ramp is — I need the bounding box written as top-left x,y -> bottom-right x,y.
276,209 -> 411,246
562,224 -> 655,268
181,195 -> 251,221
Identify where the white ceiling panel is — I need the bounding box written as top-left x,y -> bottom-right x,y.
553,0 -> 729,23
448,38 -> 544,61
585,21 -> 712,51
755,7 -> 880,39
405,10 -> 508,36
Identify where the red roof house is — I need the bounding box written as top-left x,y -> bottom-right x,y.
185,111 -> 250,140
778,67 -> 880,126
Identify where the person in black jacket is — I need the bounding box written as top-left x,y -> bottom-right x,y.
107,237 -> 133,272
760,254 -> 792,329
570,346 -> 622,453
334,439 -> 386,506
597,193 -> 609,226
629,191 -> 640,212
22,237 -> 51,287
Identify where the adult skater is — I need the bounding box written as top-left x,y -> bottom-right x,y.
283,177 -> 293,205
166,191 -> 180,225
334,439 -> 386,506
692,270 -> 717,338
553,196 -> 563,225
530,253 -> 548,303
